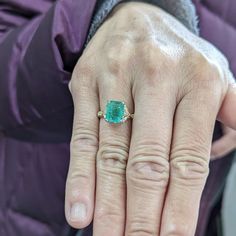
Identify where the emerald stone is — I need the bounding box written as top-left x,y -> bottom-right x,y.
104,100 -> 125,124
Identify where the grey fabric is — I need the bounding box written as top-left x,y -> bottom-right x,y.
87,0 -> 198,43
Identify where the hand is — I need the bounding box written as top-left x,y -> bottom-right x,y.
65,2 -> 236,235
211,125 -> 236,160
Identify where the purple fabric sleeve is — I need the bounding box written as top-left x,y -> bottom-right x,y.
0,0 -> 198,143
0,0 -> 96,132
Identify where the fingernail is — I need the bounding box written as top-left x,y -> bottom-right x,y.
70,202 -> 87,222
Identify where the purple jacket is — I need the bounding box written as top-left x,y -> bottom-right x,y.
0,0 -> 235,236
0,1 -> 96,235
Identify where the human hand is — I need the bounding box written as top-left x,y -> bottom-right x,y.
65,2 -> 236,235
211,126 -> 236,160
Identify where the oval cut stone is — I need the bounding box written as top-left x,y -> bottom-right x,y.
104,100 -> 125,124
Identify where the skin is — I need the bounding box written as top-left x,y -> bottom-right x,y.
65,2 -> 236,236
211,126 -> 236,160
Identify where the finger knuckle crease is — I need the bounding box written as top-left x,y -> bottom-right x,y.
171,155 -> 209,184
98,142 -> 129,170
95,210 -> 123,226
71,129 -> 98,154
128,217 -> 157,235
128,228 -> 156,236
70,64 -> 96,93
128,144 -> 169,187
67,171 -> 90,185
106,48 -> 132,76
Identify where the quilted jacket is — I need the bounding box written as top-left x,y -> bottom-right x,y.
0,0 -> 235,236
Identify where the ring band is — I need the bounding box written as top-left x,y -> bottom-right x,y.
98,100 -> 134,124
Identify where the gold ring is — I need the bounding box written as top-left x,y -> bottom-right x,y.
98,100 -> 134,124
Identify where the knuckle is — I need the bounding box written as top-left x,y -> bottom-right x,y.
66,170 -> 90,187
95,210 -> 123,229
68,129 -> 98,183
138,40 -> 178,87
75,55 -> 95,74
181,52 -> 225,104
71,128 -> 98,155
97,138 -> 129,171
95,204 -> 122,219
127,230 -> 155,236
66,160 -> 94,189
142,41 -> 168,74
127,217 -> 156,236
70,60 -> 96,94
163,224 -> 191,236
127,142 -> 169,188
170,150 -> 209,185
105,38 -> 133,76
190,51 -> 224,86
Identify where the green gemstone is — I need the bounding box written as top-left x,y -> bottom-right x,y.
105,100 -> 125,124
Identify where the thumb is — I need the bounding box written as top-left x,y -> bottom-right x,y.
218,82 -> 236,129
211,134 -> 235,160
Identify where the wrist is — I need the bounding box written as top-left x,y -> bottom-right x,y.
86,0 -> 198,44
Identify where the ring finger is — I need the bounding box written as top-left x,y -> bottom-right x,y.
126,78 -> 177,235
